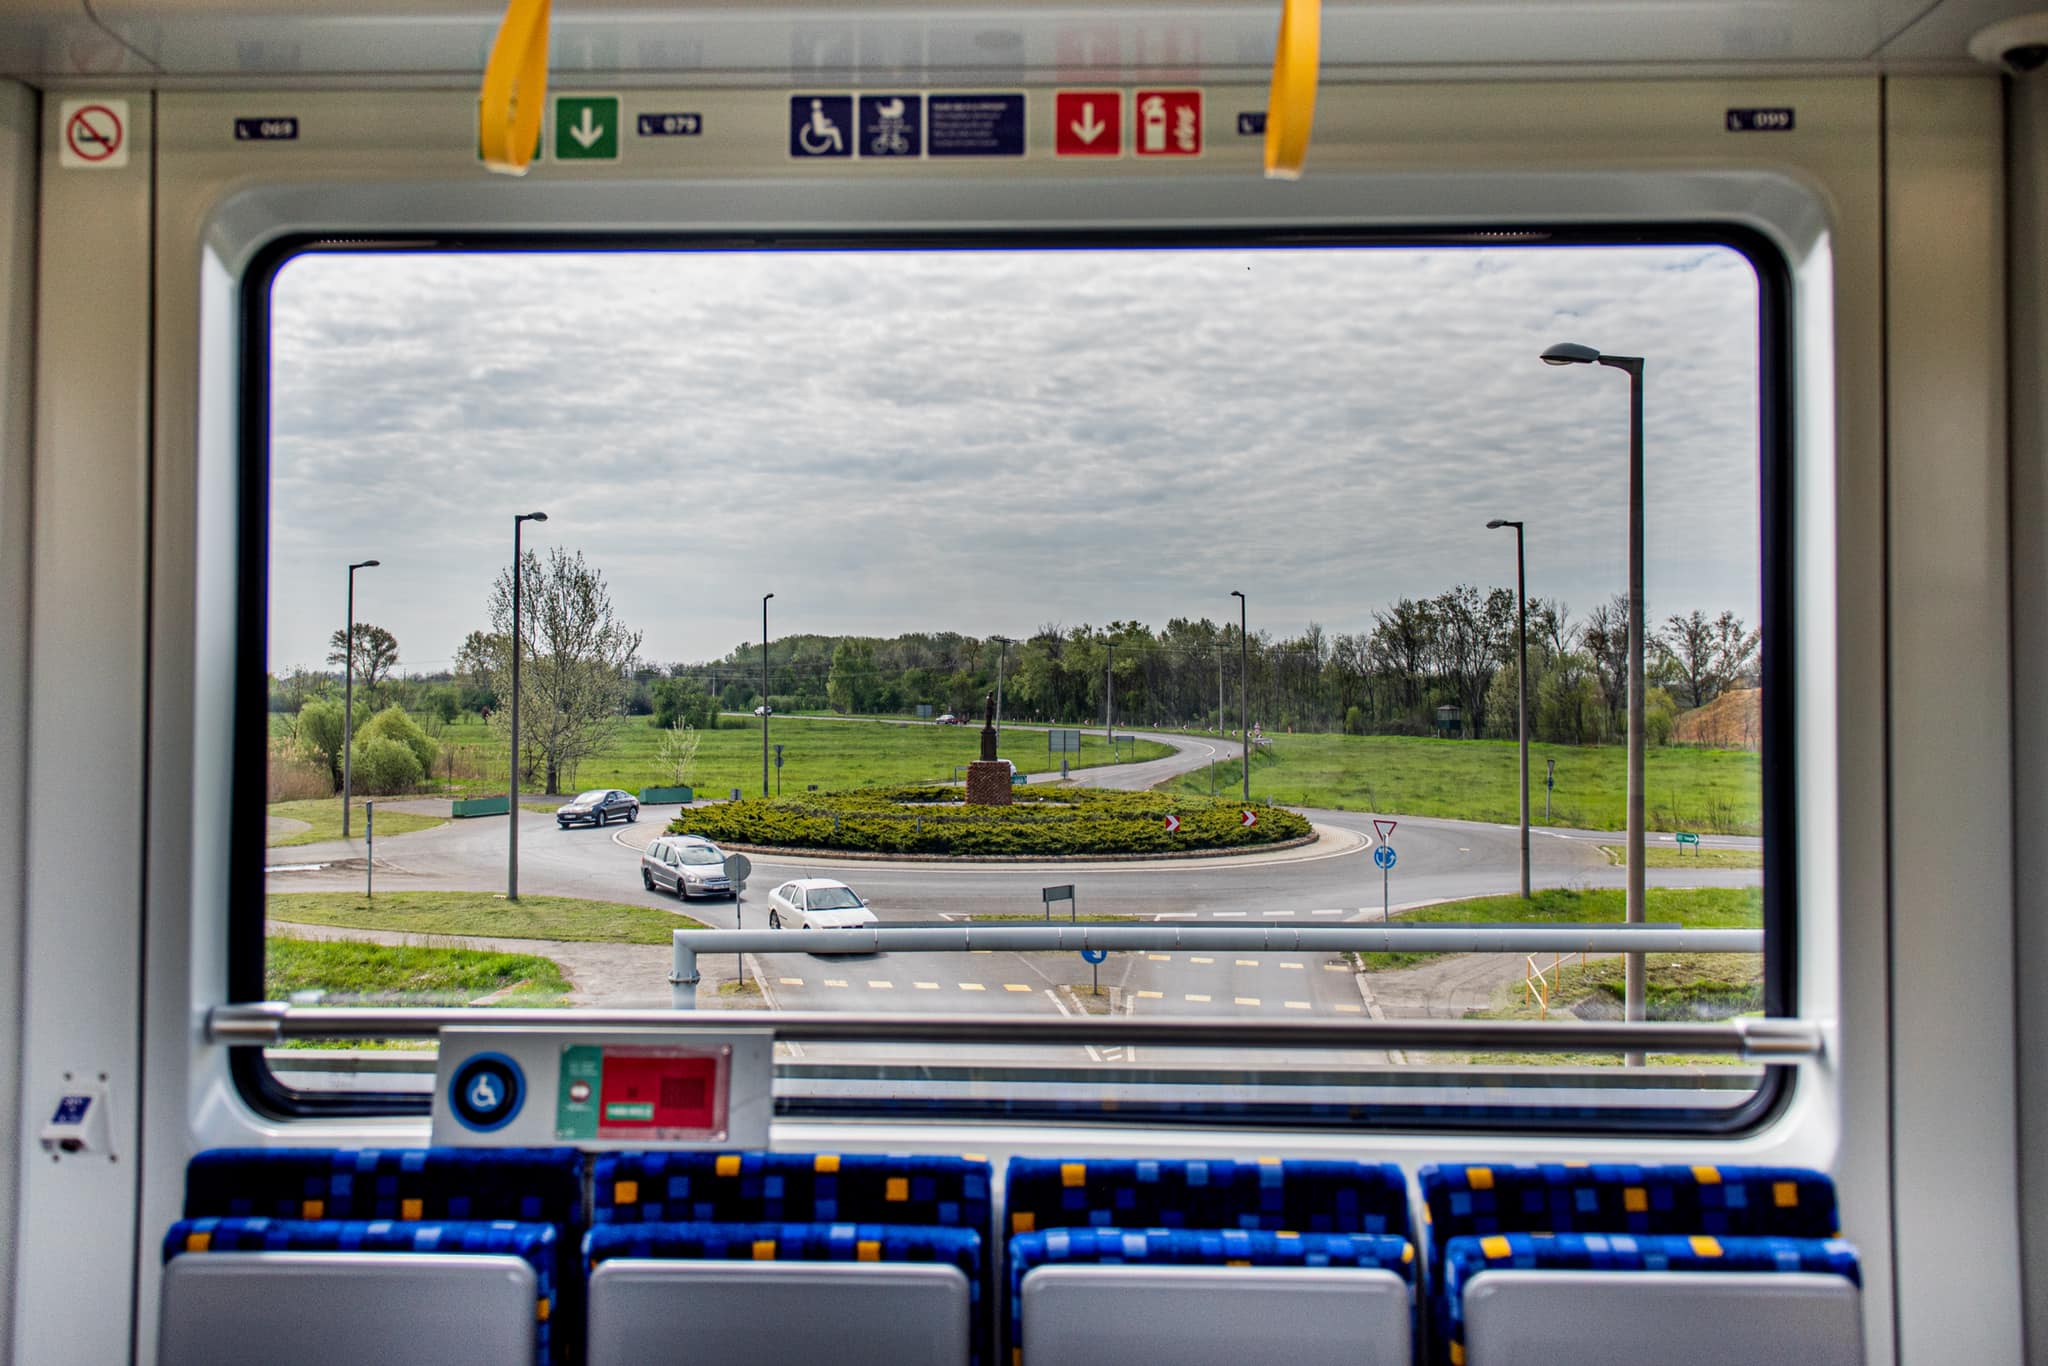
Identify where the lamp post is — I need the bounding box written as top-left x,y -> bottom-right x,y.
1231,590 -> 1249,801
991,635 -> 1013,735
508,512 -> 547,901
762,593 -> 774,798
340,559 -> 379,838
1487,519 -> 1530,900
1541,340 -> 1645,1060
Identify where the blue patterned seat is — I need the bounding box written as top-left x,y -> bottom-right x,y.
592,1151 -> 991,1231
163,1217 -> 559,1363
1439,1231 -> 1862,1365
1004,1158 -> 1410,1238
1009,1227 -> 1414,1358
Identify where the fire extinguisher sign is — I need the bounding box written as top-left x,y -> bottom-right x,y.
1133,90 -> 1202,157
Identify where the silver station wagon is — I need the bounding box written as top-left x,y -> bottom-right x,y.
640,835 -> 735,899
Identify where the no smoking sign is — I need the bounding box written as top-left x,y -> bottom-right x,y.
60,98 -> 128,169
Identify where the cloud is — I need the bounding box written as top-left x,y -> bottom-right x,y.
268,243 -> 1762,671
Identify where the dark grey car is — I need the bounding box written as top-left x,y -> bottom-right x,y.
556,788 -> 639,828
640,836 -> 734,899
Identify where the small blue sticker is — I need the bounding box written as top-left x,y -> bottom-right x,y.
791,95 -> 853,158
1726,108 -> 1794,132
51,1095 -> 90,1125
638,112 -> 702,137
1237,112 -> 1266,136
859,94 -> 922,157
929,93 -> 1026,157
234,117 -> 298,142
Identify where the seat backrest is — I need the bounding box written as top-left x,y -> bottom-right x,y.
1418,1164 -> 1839,1281
162,1219 -> 556,1366
185,1147 -> 584,1229
1004,1158 -> 1410,1239
591,1151 -> 991,1233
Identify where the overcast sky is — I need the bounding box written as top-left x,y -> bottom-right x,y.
268,244 -> 1761,673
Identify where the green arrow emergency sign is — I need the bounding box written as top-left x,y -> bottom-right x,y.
555,96 -> 620,160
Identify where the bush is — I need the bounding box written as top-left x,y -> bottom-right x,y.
650,677 -> 717,731
351,734 -> 424,794
356,705 -> 437,777
293,699 -> 347,786
670,786 -> 1312,856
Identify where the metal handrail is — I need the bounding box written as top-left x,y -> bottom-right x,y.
207,1003 -> 1821,1063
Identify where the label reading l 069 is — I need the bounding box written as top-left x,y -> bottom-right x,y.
1726,108 -> 1794,132
235,117 -> 299,141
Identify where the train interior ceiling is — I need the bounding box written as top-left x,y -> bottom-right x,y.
2,0 -> 2048,1362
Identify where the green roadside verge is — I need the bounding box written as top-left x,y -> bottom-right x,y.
1601,844 -> 1763,869
1460,951 -> 1762,1066
1354,886 -> 1761,970
267,799 -> 447,848
265,936 -> 570,1007
266,891 -> 708,944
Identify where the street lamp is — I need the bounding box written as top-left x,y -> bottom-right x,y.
762,593 -> 774,798
1541,339 -> 1646,1058
1230,590 -> 1249,802
508,512 -> 547,901
1487,519 -> 1530,899
341,559 -> 379,838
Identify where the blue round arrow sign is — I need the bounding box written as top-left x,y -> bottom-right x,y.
1080,948 -> 1108,964
1373,845 -> 1397,870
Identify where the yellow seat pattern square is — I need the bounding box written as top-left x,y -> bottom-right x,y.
1060,1163 -> 1087,1188
1451,1344 -> 1466,1365
814,1154 -> 840,1173
1774,1182 -> 1798,1208
752,1240 -> 776,1260
717,1155 -> 742,1177
301,1200 -> 323,1219
401,1199 -> 423,1221
886,1177 -> 909,1202
614,1181 -> 638,1205
1012,1213 -> 1035,1233
185,1232 -> 211,1253
1481,1235 -> 1512,1259
536,1298 -> 550,1322
1693,1166 -> 1722,1184
858,1240 -> 881,1262
1465,1167 -> 1493,1190
1690,1236 -> 1724,1257
1624,1188 -> 1648,1213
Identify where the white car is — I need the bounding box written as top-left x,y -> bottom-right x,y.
767,878 -> 879,934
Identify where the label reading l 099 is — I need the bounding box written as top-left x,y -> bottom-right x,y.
1726,108 -> 1794,132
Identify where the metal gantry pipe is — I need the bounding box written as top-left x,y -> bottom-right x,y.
206,1002 -> 1818,1063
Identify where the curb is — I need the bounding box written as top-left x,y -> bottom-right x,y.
690,831 -> 1320,864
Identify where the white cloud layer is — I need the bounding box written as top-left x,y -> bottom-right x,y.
268,243 -> 1762,671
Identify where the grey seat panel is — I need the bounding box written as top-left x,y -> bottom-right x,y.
1463,1270 -> 1863,1366
587,1259 -> 970,1366
1020,1265 -> 1411,1366
158,1252 -> 537,1366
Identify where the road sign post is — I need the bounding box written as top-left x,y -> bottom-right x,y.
1043,883 -> 1076,923
1675,831 -> 1701,857
1371,820 -> 1398,922
1546,758 -> 1556,820
1080,946 -> 1107,995
365,801 -> 373,899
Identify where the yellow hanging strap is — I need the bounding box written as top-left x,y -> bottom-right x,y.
1263,0 -> 1322,180
478,0 -> 551,175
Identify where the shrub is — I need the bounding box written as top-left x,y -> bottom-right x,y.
351,734 -> 424,793
356,705 -> 437,777
293,699 -> 347,785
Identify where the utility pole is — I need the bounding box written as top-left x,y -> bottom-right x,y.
1488,518 -> 1531,899
762,593 -> 775,798
1105,641 -> 1115,745
341,559 -> 379,838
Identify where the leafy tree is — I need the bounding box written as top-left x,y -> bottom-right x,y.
657,721 -> 702,787
327,622 -> 400,693
1659,609 -> 1760,710
292,699 -> 347,787
827,638 -> 880,713
485,546 -> 643,793
650,677 -> 716,731
356,704 -> 437,778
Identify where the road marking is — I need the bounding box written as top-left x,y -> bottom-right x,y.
1148,953 -> 1172,961
1235,958 -> 1259,967
1280,962 -> 1305,970
824,979 -> 849,987
1004,983 -> 1032,992
1190,956 -> 1215,964
1311,909 -> 1343,916
1334,1003 -> 1362,1013
868,980 -> 894,989
1213,911 -> 1248,918
1137,990 -> 1163,999
1155,912 -> 1197,920
1261,910 -> 1294,917
1323,963 -> 1350,972
960,983 -> 986,991
972,949 -> 994,955
779,977 -> 804,986
1235,996 -> 1261,1006
913,981 -> 940,990
1185,993 -> 1211,1003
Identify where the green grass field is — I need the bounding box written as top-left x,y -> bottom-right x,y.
266,798 -> 446,848
1170,734 -> 1760,833
265,936 -> 570,1006
1602,844 -> 1764,869
1355,886 -> 1761,970
422,715 -> 1170,796
267,891 -> 706,944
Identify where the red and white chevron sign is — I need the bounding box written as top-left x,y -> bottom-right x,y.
1163,814 -> 1182,833
1240,809 -> 1257,828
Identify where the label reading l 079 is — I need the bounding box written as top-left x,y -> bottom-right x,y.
1726,108 -> 1794,132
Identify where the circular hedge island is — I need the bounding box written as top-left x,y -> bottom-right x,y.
667,785 -> 1313,858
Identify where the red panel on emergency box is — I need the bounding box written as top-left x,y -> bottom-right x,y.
597,1048 -> 724,1138
1134,90 -> 1202,156
1055,91 -> 1121,156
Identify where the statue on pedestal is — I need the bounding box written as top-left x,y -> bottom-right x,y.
979,691 -> 998,761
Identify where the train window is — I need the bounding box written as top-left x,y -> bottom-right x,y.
244,232 -> 1790,1130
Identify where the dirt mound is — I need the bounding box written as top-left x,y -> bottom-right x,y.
1673,688 -> 1760,750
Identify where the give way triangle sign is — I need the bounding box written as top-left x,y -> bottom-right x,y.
1372,819 -> 1398,845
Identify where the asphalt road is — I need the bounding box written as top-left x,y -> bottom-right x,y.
266,726 -> 1761,1066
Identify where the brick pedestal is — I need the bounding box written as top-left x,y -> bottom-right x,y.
965,760 -> 1014,806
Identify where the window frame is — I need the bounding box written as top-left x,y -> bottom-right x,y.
230,224 -> 1797,1134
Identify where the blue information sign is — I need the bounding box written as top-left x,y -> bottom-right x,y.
234,117 -> 298,142
859,95 -> 922,156
790,95 -> 853,157
638,112 -> 703,137
1080,948 -> 1108,964
1373,845 -> 1397,871
928,94 -> 1025,156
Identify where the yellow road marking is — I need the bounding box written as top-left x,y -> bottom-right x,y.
824,979 -> 849,987
779,978 -> 804,986
1147,953 -> 1171,962
1190,956 -> 1215,964
1138,990 -> 1163,999
960,983 -> 986,991
913,981 -> 940,990
1235,959 -> 1259,967
1280,962 -> 1305,970
1334,1004 -> 1362,1013
1235,997 -> 1261,1006
1285,1000 -> 1311,1010
1004,983 -> 1032,992
1185,994 -> 1211,1003
1323,964 -> 1350,972
868,980 -> 894,989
